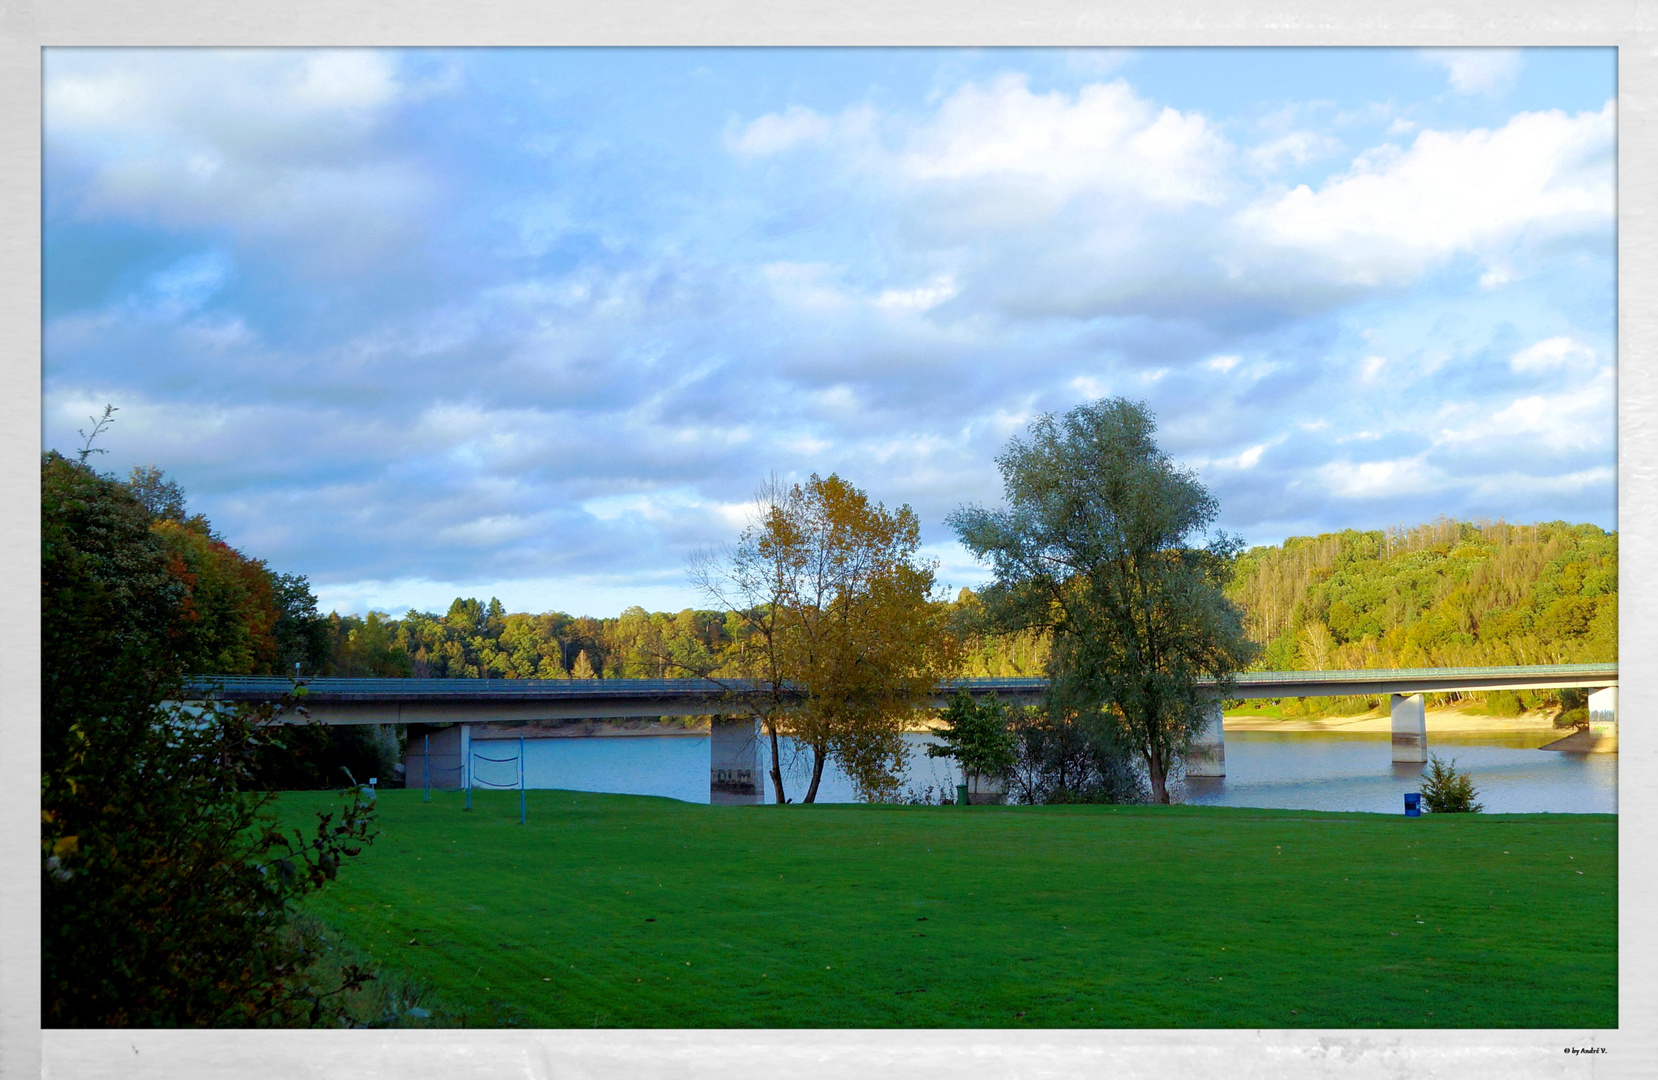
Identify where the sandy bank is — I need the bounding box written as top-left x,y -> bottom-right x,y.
1222,707 -> 1564,735
914,706 -> 1572,737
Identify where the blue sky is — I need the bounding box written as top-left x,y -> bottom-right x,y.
42,47 -> 1617,618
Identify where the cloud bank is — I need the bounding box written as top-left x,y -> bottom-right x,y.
43,48 -> 1617,617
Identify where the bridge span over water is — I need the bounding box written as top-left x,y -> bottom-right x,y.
188,663 -> 1616,790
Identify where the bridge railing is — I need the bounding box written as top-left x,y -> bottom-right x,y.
185,663 -> 1615,701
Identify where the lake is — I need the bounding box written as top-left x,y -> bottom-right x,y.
464,727 -> 1616,814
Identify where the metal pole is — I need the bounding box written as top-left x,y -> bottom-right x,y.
464,724 -> 472,811
424,733 -> 431,803
519,733 -> 526,825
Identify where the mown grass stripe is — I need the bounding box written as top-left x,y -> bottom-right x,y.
279,789 -> 1614,1028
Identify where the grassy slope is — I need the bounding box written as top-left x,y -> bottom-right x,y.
278,790 -> 1615,1029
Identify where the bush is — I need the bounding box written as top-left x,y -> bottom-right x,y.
1419,754 -> 1483,813
1556,706 -> 1589,730
1555,688 -> 1589,729
43,695 -> 378,1025
1003,704 -> 1146,805
42,450 -> 377,1025
251,722 -> 405,790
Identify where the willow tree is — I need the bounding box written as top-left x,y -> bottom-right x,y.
693,474 -> 951,803
948,399 -> 1257,804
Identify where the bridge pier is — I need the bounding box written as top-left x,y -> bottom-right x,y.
711,717 -> 762,804
1185,698 -> 1226,777
1391,693 -> 1427,763
1589,687 -> 1617,734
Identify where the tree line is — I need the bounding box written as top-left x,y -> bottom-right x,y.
1229,517 -> 1616,671
317,519 -> 1615,693
1223,517 -> 1615,718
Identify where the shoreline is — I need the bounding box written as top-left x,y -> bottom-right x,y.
911,705 -> 1577,737
1221,706 -> 1565,735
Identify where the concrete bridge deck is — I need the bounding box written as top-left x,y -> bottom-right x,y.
182,663 -> 1616,795
185,663 -> 1617,725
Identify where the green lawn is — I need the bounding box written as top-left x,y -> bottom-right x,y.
278,789 -> 1615,1028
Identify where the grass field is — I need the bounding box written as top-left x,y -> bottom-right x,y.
278,789 -> 1616,1029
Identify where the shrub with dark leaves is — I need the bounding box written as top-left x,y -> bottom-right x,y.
42,449 -> 377,1026
42,695 -> 377,1026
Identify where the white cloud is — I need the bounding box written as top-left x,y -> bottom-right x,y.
811,384 -> 861,415
899,75 -> 1230,207
1246,130 -> 1343,173
1234,103 -> 1613,286
1318,456 -> 1446,499
1467,466 -> 1616,501
725,104 -> 876,157
581,491 -> 697,524
1421,49 -> 1523,96
1478,264 -> 1513,290
1205,354 -> 1242,373
1509,335 -> 1597,373
182,316 -> 254,350
45,50 -> 435,264
726,105 -> 834,156
289,51 -> 401,110
1433,369 -> 1614,453
1211,443 -> 1269,470
874,275 -> 958,312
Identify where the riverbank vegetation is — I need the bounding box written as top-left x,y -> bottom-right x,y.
42,446 -> 377,1025
313,520 -> 1613,718
282,788 -> 1616,1029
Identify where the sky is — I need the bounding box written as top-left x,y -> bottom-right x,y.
41,47 -> 1617,619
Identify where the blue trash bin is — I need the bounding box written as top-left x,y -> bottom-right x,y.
1404,792 -> 1421,817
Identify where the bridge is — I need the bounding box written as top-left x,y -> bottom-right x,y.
186,663 -> 1616,794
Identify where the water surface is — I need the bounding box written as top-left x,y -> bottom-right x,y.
466,727 -> 1615,814
1176,730 -> 1616,815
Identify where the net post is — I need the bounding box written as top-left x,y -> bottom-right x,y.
519,733 -> 526,825
464,723 -> 472,811
423,733 -> 431,803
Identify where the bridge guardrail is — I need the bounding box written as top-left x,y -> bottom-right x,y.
185,663 -> 1615,701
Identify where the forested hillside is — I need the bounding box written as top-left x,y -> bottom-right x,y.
317,516 -> 1614,722
1226,518 -> 1616,671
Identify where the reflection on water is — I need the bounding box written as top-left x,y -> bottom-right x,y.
1175,731 -> 1617,815
473,727 -> 1616,814
471,730 -> 960,806
756,732 -> 960,805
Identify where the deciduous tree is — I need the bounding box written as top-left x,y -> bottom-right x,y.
948,399 -> 1257,804
694,474 -> 953,803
